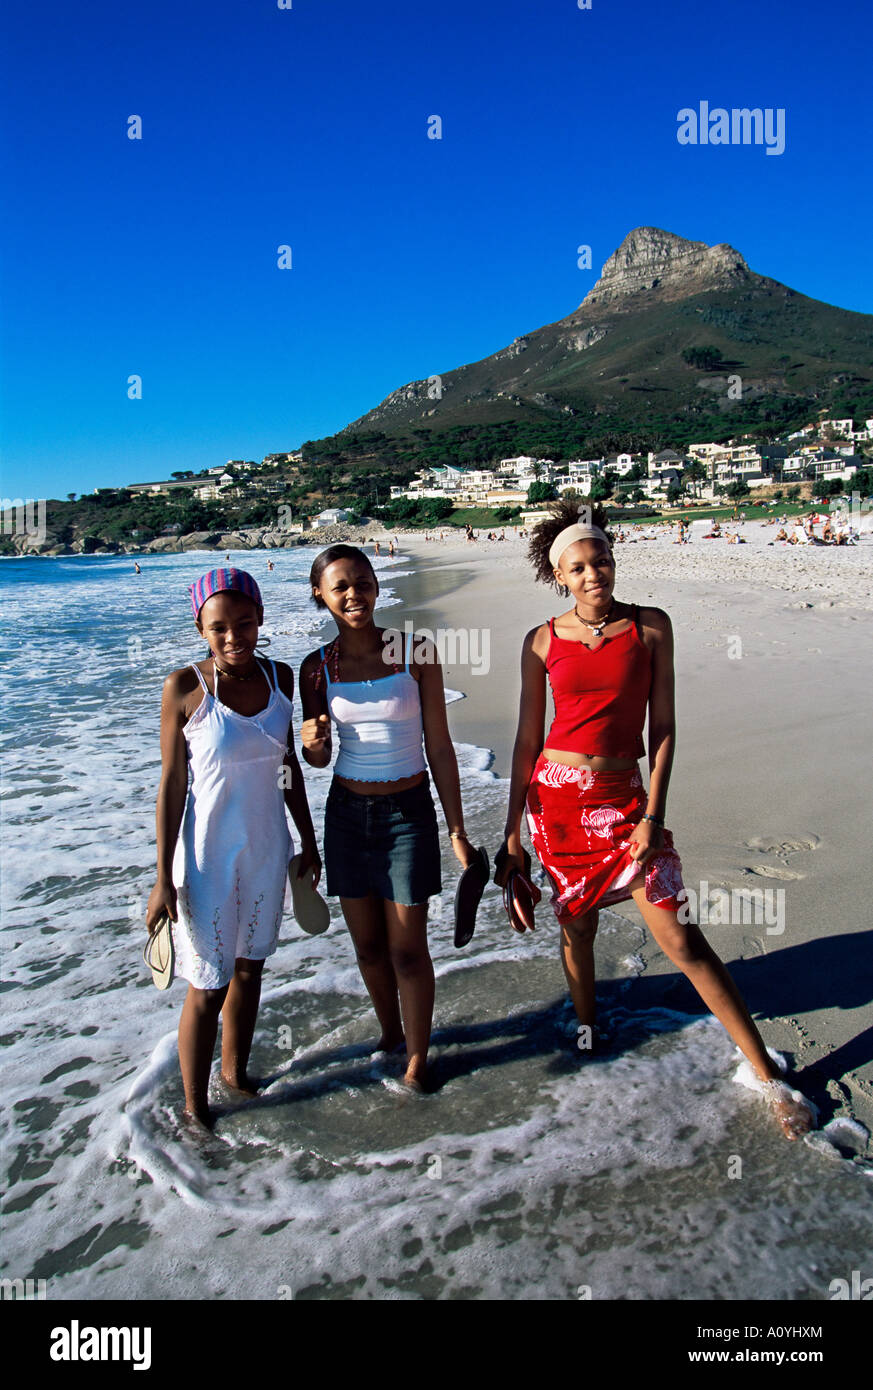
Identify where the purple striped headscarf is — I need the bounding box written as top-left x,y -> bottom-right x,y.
189,567 -> 263,620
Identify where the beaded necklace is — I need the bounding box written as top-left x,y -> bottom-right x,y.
315,634 -> 402,690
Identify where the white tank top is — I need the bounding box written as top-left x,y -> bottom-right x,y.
323,631 -> 426,781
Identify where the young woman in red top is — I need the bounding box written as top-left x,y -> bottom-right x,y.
497,501 -> 815,1140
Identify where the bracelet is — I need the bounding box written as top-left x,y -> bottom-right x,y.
642,812 -> 664,826
449,830 -> 467,840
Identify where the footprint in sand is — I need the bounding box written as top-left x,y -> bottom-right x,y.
741,936 -> 766,959
742,865 -> 805,881
744,834 -> 820,857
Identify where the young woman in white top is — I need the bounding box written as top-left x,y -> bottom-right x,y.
300,545 -> 476,1093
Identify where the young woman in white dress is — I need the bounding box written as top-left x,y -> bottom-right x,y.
147,567 -> 320,1130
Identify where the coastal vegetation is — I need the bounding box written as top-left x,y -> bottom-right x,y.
3,449 -> 869,555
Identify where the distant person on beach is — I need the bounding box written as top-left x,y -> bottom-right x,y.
267,558 -> 274,571
495,500 -> 815,1141
299,545 -> 477,1094
373,540 -> 380,556
146,568 -> 320,1131
134,561 -> 141,574
388,540 -> 395,557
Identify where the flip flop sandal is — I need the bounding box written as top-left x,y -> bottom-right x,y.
502,868 -> 541,934
288,854 -> 330,935
453,846 -> 490,948
143,913 -> 175,990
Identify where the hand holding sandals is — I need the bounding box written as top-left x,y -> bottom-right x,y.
494,839 -> 541,933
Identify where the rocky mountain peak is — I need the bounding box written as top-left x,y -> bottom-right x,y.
579,226 -> 753,309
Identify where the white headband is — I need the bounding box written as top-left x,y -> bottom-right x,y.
549,523 -> 612,568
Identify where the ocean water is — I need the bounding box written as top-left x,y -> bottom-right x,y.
1,550 -> 871,1302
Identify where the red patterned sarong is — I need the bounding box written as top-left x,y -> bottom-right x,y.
524,754 -> 684,921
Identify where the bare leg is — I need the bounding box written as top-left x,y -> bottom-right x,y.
384,900 -> 433,1087
220,956 -> 265,1095
341,895 -> 404,1051
559,910 -> 599,1029
178,982 -> 228,1126
630,880 -> 814,1139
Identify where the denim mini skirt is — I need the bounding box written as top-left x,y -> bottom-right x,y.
324,775 -> 442,905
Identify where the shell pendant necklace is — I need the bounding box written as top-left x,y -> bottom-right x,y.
574,601 -> 615,640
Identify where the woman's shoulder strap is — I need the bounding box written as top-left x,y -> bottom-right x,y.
189,663 -> 209,693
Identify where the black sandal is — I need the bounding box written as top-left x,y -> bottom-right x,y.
453,846 -> 490,948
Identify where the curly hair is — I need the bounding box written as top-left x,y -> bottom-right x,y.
309,544 -> 377,609
527,498 -> 614,588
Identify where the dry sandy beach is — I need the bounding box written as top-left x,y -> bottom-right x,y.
386,523 -> 873,1135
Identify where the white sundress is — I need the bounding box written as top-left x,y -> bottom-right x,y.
171,657 -> 294,990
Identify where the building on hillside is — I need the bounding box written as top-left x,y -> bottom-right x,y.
498,456 -> 549,476
687,442 -> 766,485
390,466 -> 499,505
647,448 -> 686,477
604,452 -> 637,476
315,508 -> 353,526
485,488 -> 527,507
127,479 -> 200,497
643,467 -> 683,498
782,448 -> 860,483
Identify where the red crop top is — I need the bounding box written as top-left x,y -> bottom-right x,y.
544,607 -> 651,759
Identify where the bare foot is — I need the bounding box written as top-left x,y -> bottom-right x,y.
403,1053 -> 428,1091
219,1073 -> 260,1099
180,1107 -> 216,1136
381,1075 -> 426,1100
761,1080 -> 816,1140
373,1033 -> 405,1057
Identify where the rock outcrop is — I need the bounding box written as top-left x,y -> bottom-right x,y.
579,227 -> 755,309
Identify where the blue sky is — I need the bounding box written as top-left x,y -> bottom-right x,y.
2,0 -> 871,499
